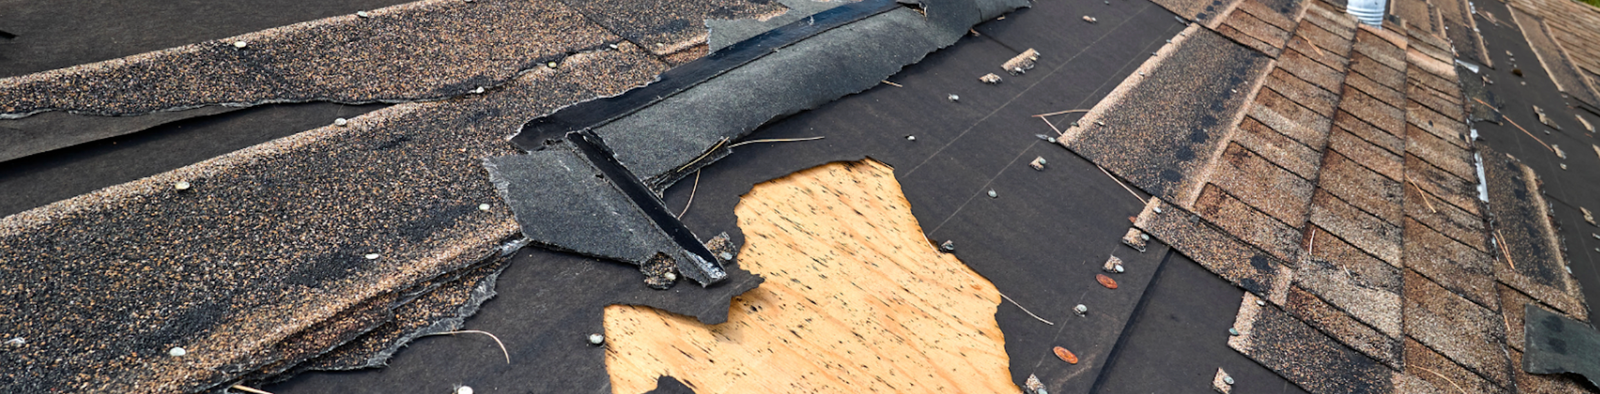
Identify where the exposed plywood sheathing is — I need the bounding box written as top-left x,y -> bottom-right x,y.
603,159 -> 1013,393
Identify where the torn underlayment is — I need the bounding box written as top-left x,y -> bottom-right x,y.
491,0 -> 1029,282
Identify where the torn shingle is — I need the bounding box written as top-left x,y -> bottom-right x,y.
483,144 -> 727,286
597,0 -> 1029,191
1408,154 -> 1484,217
1522,305 -> 1600,387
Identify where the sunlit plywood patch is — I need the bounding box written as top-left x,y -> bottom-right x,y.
603,159 -> 1012,394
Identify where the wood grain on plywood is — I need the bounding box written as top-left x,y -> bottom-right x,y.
604,159 -> 1012,393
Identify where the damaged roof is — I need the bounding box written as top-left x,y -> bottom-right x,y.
4,0 -> 1600,392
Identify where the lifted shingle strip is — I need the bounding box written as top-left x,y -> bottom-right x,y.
1350,52 -> 1409,90
1062,26 -> 1271,205
1135,199 -> 1290,297
1401,338 -> 1506,394
1301,224 -> 1405,335
1287,34 -> 1352,72
511,0 -> 902,150
0,0 -> 619,117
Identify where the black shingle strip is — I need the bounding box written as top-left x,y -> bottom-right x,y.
1522,305 -> 1600,387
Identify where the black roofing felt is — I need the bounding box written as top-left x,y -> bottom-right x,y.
1468,0 -> 1600,313
271,0 -> 1292,392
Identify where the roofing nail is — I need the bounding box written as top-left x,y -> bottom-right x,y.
940,240 -> 956,252
233,41 -> 248,49
1048,137 -> 1056,143
608,43 -> 619,49
5,337 -> 23,346
334,118 -> 349,127
1083,16 -> 1097,23
547,62 -> 558,68
1228,328 -> 1240,336
1030,156 -> 1047,170
948,94 -> 960,102
1114,265 -> 1125,273
987,190 -> 998,198
356,11 -> 370,18
719,252 -> 734,260
906,135 -> 916,141
174,181 -> 192,191
479,203 -> 491,211
588,333 -> 605,345
664,272 -> 678,281
473,87 -> 485,94
1223,376 -> 1234,385
1153,206 -> 1163,213
455,386 -> 475,394
169,347 -> 187,357
365,253 -> 381,260
1140,234 -> 1149,241
1073,304 -> 1088,315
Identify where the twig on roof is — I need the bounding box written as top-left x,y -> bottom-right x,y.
1496,229 -> 1518,271
1307,227 -> 1317,256
420,330 -> 511,364
1097,164 -> 1147,205
1407,176 -> 1439,213
1474,98 -> 1554,152
677,170 -> 701,219
675,137 -> 730,173
881,80 -> 903,87
1031,109 -> 1090,118
230,385 -> 274,394
727,136 -> 825,148
999,292 -> 1054,326
1039,117 -> 1064,136
1413,366 -> 1468,394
